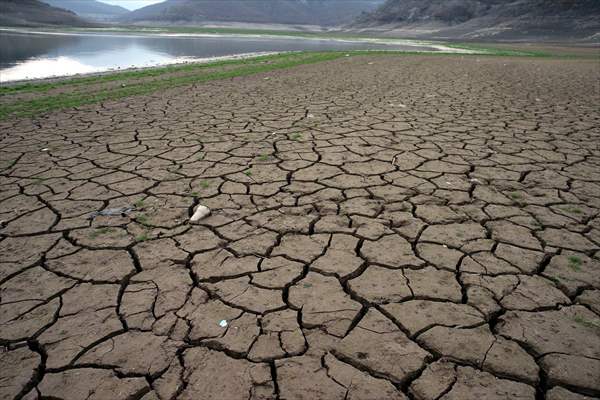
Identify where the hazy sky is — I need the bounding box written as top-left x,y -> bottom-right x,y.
98,0 -> 165,11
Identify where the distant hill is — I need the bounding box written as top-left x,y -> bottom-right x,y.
42,0 -> 128,21
353,0 -> 600,40
119,0 -> 385,26
0,0 -> 93,27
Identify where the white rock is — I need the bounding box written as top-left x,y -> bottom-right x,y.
190,205 -> 211,223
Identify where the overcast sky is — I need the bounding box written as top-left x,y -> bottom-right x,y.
98,0 -> 165,11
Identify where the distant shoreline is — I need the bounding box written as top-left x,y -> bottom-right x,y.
0,27 -> 476,84
1,44 -> 596,120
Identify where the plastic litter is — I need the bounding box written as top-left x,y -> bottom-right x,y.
88,207 -> 134,220
41,148 -> 49,152
219,320 -> 228,328
190,205 -> 211,223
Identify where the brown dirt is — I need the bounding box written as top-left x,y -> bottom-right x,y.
1,54 -> 599,400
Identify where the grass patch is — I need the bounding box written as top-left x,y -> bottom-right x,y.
442,43 -> 597,58
200,181 -> 210,189
560,205 -> 583,214
136,214 -> 149,225
136,232 -> 150,242
567,255 -> 583,272
2,159 -> 17,169
134,199 -> 146,208
574,316 -> 600,329
444,43 -> 549,57
89,227 -> 115,239
290,133 -> 302,141
31,177 -> 48,185
258,154 -> 270,161
244,170 -> 253,177
510,192 -> 522,199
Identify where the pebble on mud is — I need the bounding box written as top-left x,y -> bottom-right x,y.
190,205 -> 211,223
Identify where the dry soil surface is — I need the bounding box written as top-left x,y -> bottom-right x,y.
1,55 -> 599,400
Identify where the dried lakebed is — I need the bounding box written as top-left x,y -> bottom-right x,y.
1,54 -> 599,400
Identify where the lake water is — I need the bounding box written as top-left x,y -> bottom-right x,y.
0,29 -> 453,83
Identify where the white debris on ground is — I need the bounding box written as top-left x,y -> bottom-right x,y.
190,205 -> 211,223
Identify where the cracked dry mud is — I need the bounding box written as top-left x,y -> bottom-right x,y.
1,55 -> 599,400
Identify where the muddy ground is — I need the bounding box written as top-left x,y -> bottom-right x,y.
1,55 -> 599,400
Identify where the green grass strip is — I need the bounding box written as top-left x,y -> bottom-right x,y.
0,52 -> 343,119
1,46 -> 594,120
0,52 -> 316,95
445,43 -> 598,58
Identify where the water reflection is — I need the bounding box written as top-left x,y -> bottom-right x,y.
0,31 -> 81,65
0,57 -> 102,82
0,29 -> 437,82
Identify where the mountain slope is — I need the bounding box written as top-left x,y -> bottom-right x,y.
120,0 -> 384,26
354,0 -> 600,40
0,0 -> 93,27
42,0 -> 128,21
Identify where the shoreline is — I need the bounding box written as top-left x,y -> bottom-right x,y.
1,44 -> 594,120
0,26 -> 477,85
0,51 -> 284,86
2,25 -> 595,86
